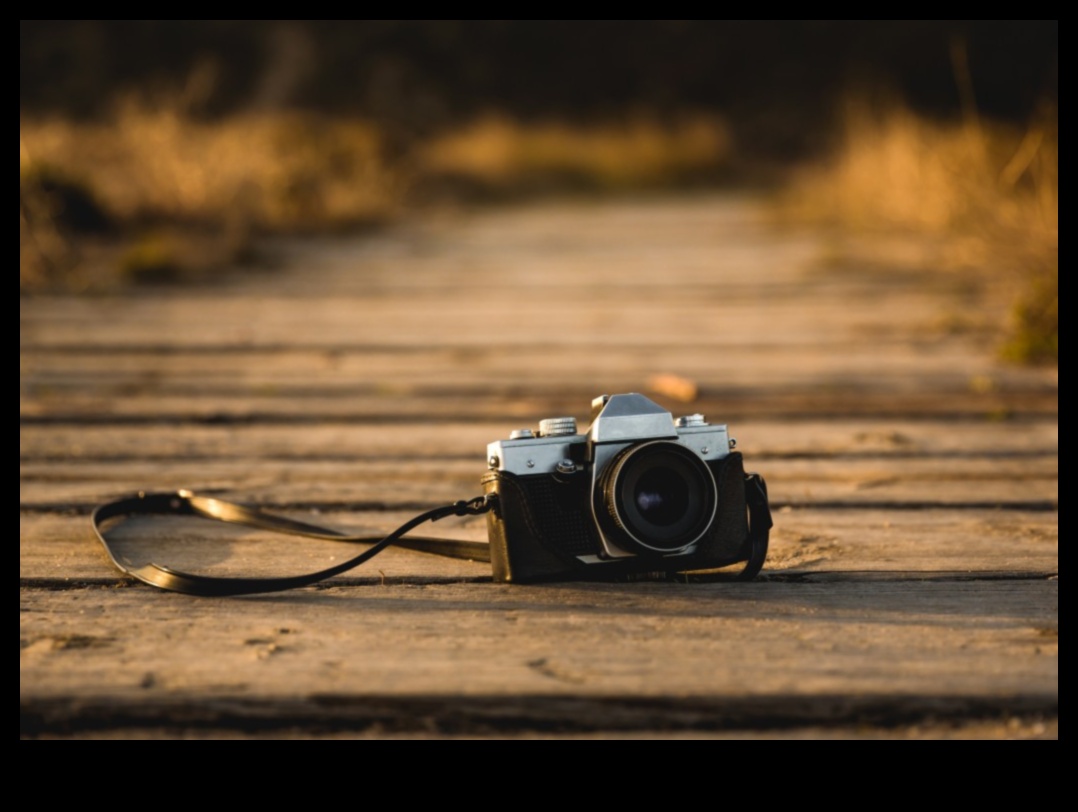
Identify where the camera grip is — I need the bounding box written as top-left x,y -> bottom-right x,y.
482,471 -> 587,582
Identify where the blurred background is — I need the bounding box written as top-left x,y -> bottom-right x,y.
20,20 -> 1057,362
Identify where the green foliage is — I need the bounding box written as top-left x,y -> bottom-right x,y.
1002,267 -> 1059,364
119,233 -> 182,284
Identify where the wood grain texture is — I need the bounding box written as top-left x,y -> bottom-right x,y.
20,195 -> 1057,738
17,418 -> 1061,460
20,580 -> 1057,699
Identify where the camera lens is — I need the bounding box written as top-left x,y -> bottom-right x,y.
599,440 -> 717,554
634,467 -> 690,526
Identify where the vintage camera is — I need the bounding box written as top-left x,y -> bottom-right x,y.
482,393 -> 771,582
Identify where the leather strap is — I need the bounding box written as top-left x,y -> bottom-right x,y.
737,472 -> 772,580
91,490 -> 493,596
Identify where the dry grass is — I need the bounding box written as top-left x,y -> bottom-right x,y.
20,104 -> 733,293
20,102 -> 402,292
778,99 -> 1058,364
20,102 -> 400,231
417,113 -> 732,194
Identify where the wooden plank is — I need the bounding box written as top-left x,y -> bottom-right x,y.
21,390 -> 1059,422
20,362 -> 1055,428
19,286 -> 1019,359
23,348 -> 1052,396
20,509 -> 1058,583
19,581 -> 1057,704
19,419 -> 1058,461
764,507 -> 1057,575
18,294 -> 1004,342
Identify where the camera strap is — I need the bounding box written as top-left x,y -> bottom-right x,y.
90,490 -> 495,596
739,472 -> 772,581
91,474 -> 771,596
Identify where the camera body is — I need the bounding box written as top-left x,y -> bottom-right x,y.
482,393 -> 771,582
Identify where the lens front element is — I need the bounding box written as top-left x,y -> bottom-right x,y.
633,466 -> 691,526
600,441 -> 717,553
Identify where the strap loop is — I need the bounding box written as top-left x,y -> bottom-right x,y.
91,491 -> 494,597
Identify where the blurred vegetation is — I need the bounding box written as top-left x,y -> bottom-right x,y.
778,95 -> 1057,364
20,104 -> 398,292
417,113 -> 732,197
19,21 -> 1057,364
21,104 -> 397,228
19,103 -> 734,292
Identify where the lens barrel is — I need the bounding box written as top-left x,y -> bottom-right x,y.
597,440 -> 717,554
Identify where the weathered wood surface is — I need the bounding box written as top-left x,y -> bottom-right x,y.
20,195 -> 1057,738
